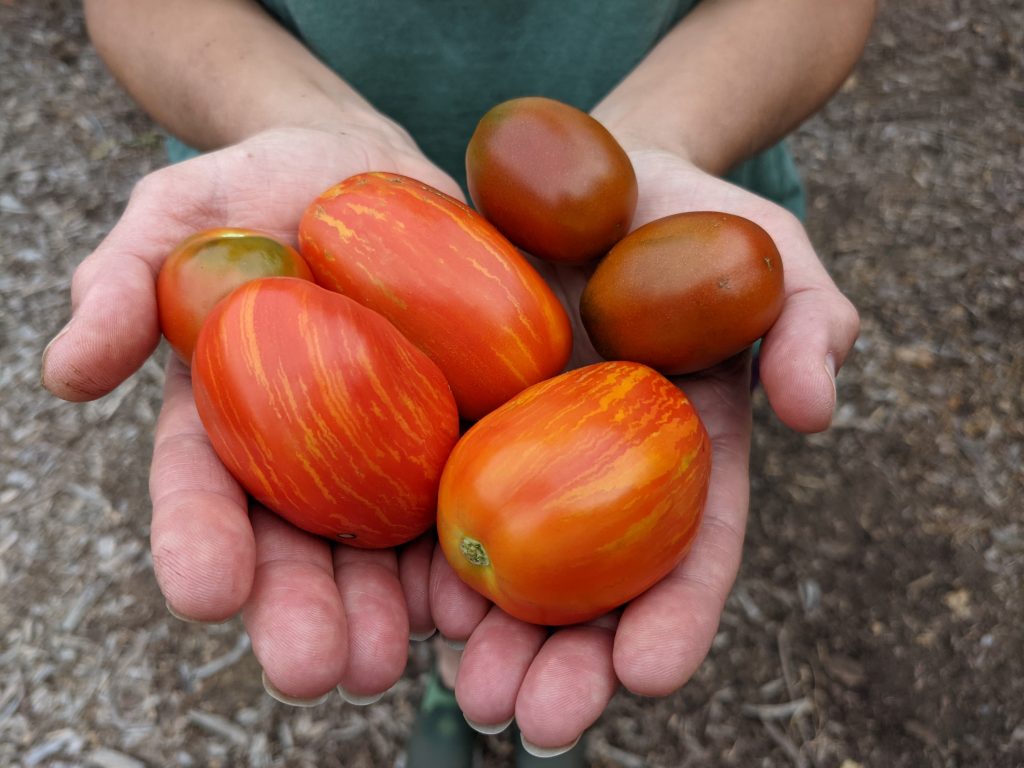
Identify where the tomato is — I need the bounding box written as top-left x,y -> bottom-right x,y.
580,211 -> 785,375
157,227 -> 313,363
437,361 -> 711,626
466,96 -> 637,264
298,172 -> 572,422
192,277 -> 460,548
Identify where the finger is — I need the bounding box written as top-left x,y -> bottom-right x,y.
454,607 -> 547,730
613,367 -> 752,696
41,255 -> 158,402
759,283 -> 860,432
623,151 -> 860,433
333,546 -> 410,701
429,541 -> 491,645
758,222 -> 860,433
149,354 -> 255,621
514,625 -> 617,752
399,532 -> 438,640
42,163 -> 216,401
242,507 -> 349,701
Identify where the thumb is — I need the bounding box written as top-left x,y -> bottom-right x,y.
758,275 -> 860,434
41,242 -> 159,402
41,164 -> 216,401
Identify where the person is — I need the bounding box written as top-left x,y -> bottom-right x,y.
42,0 -> 873,764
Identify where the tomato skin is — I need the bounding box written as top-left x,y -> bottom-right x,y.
466,97 -> 637,264
580,212 -> 785,375
437,361 -> 711,626
157,228 -> 314,363
298,172 -> 572,422
192,277 -> 460,548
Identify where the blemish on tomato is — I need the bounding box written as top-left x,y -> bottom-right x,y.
460,537 -> 490,567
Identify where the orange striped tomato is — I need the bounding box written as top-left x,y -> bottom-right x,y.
297,172 -> 573,421
437,361 -> 711,626
192,277 -> 460,548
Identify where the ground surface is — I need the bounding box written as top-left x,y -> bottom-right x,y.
1,1 -> 1022,767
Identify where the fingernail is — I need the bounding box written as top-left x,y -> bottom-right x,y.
165,600 -> 231,625
337,684 -> 386,706
441,635 -> 466,651
465,715 -> 513,735
262,670 -> 331,707
40,319 -> 73,385
521,734 -> 582,758
410,628 -> 438,642
43,319 -> 74,359
824,353 -> 838,401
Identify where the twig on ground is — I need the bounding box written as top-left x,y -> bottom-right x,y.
589,737 -> 647,768
180,633 -> 251,689
186,709 -> 249,747
741,698 -> 813,721
761,718 -> 810,768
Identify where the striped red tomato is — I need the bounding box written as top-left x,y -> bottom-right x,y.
297,172 -> 573,421
192,277 -> 460,548
437,361 -> 711,626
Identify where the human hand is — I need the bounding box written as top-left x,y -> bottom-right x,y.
426,146 -> 860,753
41,124 -> 460,702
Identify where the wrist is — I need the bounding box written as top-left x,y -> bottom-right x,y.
591,103 -> 705,172
239,87 -> 415,153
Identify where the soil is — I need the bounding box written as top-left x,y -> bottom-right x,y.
1,1 -> 1022,767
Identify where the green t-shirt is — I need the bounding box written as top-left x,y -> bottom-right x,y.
168,0 -> 805,218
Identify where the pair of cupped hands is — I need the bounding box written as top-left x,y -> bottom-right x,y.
41,119 -> 858,752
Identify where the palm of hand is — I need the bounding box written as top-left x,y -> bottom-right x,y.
43,132 -> 857,748
430,148 -> 858,748
43,126 -> 463,701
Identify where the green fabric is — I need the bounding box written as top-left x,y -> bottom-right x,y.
727,138 -> 806,220
167,0 -> 805,218
404,670 -> 475,768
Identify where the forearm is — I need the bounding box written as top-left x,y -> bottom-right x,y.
592,0 -> 876,174
84,0 -> 395,150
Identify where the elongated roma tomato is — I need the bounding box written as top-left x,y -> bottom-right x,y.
437,361 -> 711,626
466,97 -> 637,264
298,172 -> 572,422
157,228 -> 313,363
581,211 -> 785,375
192,277 -> 459,548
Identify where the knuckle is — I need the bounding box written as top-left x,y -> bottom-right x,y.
838,294 -> 861,338
128,166 -> 176,207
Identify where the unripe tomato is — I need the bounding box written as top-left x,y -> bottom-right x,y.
580,211 -> 785,375
437,361 -> 711,626
298,172 -> 572,421
192,277 -> 460,548
157,228 -> 313,363
466,97 -> 637,264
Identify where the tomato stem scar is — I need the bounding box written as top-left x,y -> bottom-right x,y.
460,537 -> 490,567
